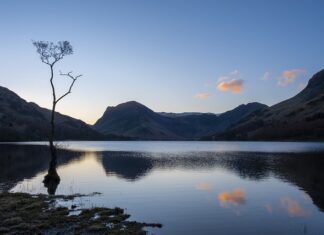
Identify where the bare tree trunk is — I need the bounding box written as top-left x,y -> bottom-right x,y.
49,100 -> 57,164
48,64 -> 57,160
43,65 -> 60,195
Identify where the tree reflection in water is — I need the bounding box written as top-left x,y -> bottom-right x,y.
43,147 -> 60,195
0,144 -> 81,194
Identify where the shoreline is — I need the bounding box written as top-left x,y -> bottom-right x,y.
0,192 -> 161,234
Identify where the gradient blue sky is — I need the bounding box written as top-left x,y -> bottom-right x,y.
1,0 -> 324,124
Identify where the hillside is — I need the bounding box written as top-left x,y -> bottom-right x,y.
0,86 -> 102,141
93,101 -> 267,140
207,69 -> 324,140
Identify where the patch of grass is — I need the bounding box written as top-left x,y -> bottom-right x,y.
0,192 -> 161,234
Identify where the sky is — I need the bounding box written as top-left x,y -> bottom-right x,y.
0,0 -> 324,124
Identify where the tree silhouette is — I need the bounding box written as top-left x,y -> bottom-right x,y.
33,40 -> 82,193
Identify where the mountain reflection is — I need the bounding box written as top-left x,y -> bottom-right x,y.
0,144 -> 82,192
99,152 -> 272,181
97,151 -> 300,181
97,151 -> 324,212
100,152 -> 154,181
0,144 -> 323,213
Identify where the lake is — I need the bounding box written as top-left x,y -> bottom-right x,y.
1,141 -> 324,235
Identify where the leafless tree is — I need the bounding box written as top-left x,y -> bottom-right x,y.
33,41 -> 82,193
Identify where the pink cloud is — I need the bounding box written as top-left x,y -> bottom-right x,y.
217,79 -> 244,93
278,69 -> 306,87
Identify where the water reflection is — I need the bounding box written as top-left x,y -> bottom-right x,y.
281,197 -> 309,217
0,145 -> 324,216
100,152 -> 154,181
0,145 -> 82,193
43,155 -> 60,195
218,189 -> 246,206
98,151 -> 273,181
264,203 -> 273,214
195,182 -> 213,191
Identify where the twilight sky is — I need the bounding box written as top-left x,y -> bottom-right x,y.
1,0 -> 324,124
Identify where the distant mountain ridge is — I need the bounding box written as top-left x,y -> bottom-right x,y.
205,69 -> 324,140
93,101 -> 267,140
2,86 -> 265,141
158,112 -> 217,117
0,86 -> 102,141
2,69 -> 324,141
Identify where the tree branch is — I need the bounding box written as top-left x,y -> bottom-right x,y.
56,71 -> 82,104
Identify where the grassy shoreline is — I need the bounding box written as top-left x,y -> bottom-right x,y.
0,192 -> 161,234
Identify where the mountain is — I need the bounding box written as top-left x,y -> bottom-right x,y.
0,86 -> 102,141
206,69 -> 324,140
158,112 -> 216,117
93,101 -> 267,140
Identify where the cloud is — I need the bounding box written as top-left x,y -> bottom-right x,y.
195,182 -> 212,191
194,93 -> 211,100
278,69 -> 306,87
281,197 -> 308,217
217,79 -> 244,93
261,71 -> 270,81
216,70 -> 244,93
218,189 -> 246,207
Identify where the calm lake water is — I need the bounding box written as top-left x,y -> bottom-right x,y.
1,141 -> 324,235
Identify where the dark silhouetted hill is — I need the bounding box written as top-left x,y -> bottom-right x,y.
0,86 -> 102,141
93,101 -> 267,140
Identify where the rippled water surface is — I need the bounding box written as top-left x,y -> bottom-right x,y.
1,141 -> 324,235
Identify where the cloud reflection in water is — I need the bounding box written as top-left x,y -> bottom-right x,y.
218,189 -> 246,207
